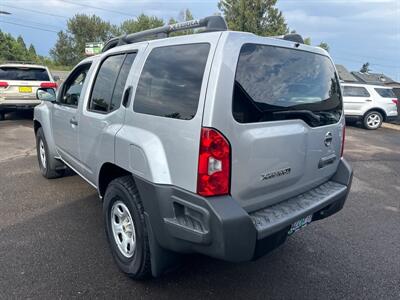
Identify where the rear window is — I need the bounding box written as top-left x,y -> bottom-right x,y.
133,43 -> 210,120
374,88 -> 396,98
233,44 -> 342,127
343,86 -> 370,97
0,67 -> 50,81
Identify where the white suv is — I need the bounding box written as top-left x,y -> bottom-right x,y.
342,83 -> 398,129
0,63 -> 58,120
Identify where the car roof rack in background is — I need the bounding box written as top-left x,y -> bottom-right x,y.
102,15 -> 228,52
0,60 -> 39,65
273,33 -> 305,44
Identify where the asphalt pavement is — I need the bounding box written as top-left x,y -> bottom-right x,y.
0,114 -> 399,299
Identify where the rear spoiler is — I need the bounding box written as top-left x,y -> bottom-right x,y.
272,33 -> 305,44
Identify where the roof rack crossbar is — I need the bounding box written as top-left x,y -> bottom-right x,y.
102,15 -> 227,52
0,60 -> 39,65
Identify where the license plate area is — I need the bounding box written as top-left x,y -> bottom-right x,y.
288,215 -> 312,235
19,86 -> 32,93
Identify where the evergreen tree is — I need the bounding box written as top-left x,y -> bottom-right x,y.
218,0 -> 288,36
318,41 -> 330,52
28,44 -> 37,60
360,62 -> 371,73
119,14 -> 164,34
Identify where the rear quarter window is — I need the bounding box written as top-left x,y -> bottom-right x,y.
0,67 -> 50,81
133,43 -> 210,120
374,88 -> 396,98
342,86 -> 370,97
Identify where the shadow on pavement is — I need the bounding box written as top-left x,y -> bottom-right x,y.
1,110 -> 34,121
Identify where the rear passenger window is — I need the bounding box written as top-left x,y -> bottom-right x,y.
374,88 -> 396,98
133,43 -> 210,120
89,53 -> 136,113
343,86 -> 370,97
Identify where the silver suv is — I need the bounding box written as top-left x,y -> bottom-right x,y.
33,16 -> 353,279
0,62 -> 57,120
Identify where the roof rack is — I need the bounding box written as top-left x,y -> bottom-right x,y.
0,60 -> 39,65
102,15 -> 228,52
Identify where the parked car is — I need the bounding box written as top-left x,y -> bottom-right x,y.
33,16 -> 353,279
0,62 -> 58,120
341,83 -> 398,129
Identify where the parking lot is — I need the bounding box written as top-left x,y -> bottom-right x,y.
0,114 -> 399,299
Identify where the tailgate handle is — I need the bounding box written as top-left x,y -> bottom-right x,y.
70,118 -> 78,126
318,154 -> 337,169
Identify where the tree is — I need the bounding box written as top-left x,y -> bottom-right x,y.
318,41 -> 330,52
119,14 -> 164,35
50,31 -> 75,66
168,9 -> 195,36
51,14 -> 115,65
17,35 -> 27,51
28,44 -> 37,60
0,31 -> 36,62
303,37 -> 311,45
178,9 -> 194,22
218,0 -> 288,36
67,14 -> 114,59
360,62 -> 371,73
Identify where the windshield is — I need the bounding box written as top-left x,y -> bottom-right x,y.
0,67 -> 50,81
233,44 -> 342,126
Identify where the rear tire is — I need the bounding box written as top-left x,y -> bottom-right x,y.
35,127 -> 65,178
363,111 -> 383,130
103,176 -> 152,280
0,112 -> 4,121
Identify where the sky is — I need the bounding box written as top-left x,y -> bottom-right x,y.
0,0 -> 399,80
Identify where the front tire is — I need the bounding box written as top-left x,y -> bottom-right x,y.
363,111 -> 383,130
103,176 -> 152,280
35,127 -> 65,178
0,112 -> 4,121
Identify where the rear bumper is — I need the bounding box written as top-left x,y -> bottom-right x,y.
135,158 -> 353,264
0,100 -> 40,111
386,116 -> 399,122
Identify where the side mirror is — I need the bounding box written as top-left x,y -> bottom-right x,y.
37,88 -> 56,102
53,75 -> 60,82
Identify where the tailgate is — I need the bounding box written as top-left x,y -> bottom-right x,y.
0,80 -> 41,100
0,66 -> 51,101
206,40 -> 344,212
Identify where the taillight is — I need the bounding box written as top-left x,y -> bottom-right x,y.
0,81 -> 9,88
392,99 -> 399,105
197,127 -> 231,197
341,125 -> 346,157
40,82 -> 58,89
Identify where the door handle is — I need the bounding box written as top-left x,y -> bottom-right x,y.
70,118 -> 78,126
122,86 -> 132,108
365,99 -> 372,102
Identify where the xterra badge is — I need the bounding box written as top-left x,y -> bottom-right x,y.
261,167 -> 291,181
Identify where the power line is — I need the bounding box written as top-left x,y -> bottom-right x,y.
5,16 -> 63,30
0,20 -> 59,33
57,0 -> 137,17
334,56 -> 400,69
2,5 -> 68,19
335,49 -> 399,64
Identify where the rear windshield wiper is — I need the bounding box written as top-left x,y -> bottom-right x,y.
272,109 -> 321,123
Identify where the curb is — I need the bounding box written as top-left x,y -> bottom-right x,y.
382,122 -> 400,131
